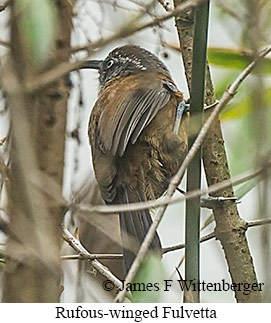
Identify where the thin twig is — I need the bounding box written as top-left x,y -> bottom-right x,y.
163,231 -> 216,254
62,226 -> 122,290
162,217 -> 271,254
247,218 -> 271,229
61,253 -> 123,260
114,44 -> 271,303
72,0 -> 205,53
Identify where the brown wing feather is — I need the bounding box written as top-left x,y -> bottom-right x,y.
95,72 -> 173,156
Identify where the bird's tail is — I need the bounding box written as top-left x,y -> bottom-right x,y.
119,187 -> 162,274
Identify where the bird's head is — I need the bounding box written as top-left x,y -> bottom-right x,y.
80,45 -> 170,88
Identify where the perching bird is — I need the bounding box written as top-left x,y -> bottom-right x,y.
86,45 -> 189,273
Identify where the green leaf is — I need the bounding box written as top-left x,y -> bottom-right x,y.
165,43 -> 271,74
208,47 -> 271,74
130,254 -> 163,303
16,0 -> 57,67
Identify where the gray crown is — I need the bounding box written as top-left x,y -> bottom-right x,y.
98,45 -> 170,87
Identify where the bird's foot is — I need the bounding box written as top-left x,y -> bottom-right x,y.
173,100 -> 190,134
204,100 -> 220,111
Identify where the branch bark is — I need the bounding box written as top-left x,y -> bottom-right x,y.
173,0 -> 262,302
2,0 -> 73,302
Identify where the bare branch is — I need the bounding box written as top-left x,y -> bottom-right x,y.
163,217 -> 271,254
61,254 -> 123,260
247,218 -> 271,229
62,226 -> 123,290
163,231 -> 216,254
72,0 -> 205,53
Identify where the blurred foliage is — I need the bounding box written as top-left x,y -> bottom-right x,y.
130,254 -> 163,303
208,47 -> 271,74
16,0 -> 57,67
220,87 -> 271,121
223,87 -> 271,176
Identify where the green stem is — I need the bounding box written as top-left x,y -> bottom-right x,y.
185,0 -> 210,303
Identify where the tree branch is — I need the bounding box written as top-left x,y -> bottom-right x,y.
1,0 -> 73,302
162,217 -> 271,254
163,231 -> 215,254
72,0 -> 206,53
62,227 -> 123,290
61,254 -> 123,260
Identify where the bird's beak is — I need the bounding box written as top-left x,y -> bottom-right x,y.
79,60 -> 103,70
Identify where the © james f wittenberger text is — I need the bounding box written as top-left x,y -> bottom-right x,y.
102,278 -> 264,296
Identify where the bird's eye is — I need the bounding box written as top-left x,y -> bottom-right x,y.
106,59 -> 114,68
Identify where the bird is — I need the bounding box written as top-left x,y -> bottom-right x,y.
85,45 -> 189,274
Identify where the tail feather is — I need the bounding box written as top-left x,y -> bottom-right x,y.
119,188 -> 162,273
